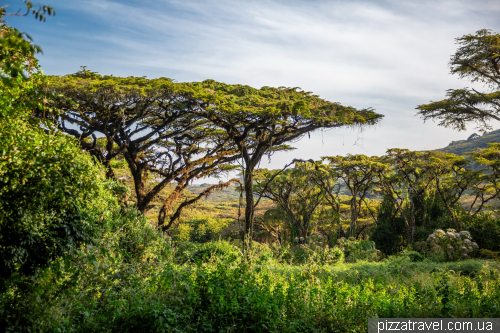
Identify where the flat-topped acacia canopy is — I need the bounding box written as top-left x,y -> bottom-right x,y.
178,79 -> 383,239
46,71 -> 383,239
44,71 -> 241,230
417,29 -> 500,131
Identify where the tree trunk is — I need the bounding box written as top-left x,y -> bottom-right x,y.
410,191 -> 416,242
339,222 -> 345,238
435,177 -> 460,229
126,157 -> 147,213
386,190 -> 412,242
244,166 -> 255,240
349,196 -> 357,236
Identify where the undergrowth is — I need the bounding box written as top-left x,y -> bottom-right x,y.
1,211 -> 500,333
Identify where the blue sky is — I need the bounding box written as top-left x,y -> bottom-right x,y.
4,0 -> 500,176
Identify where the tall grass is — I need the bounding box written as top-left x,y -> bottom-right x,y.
2,213 -> 500,332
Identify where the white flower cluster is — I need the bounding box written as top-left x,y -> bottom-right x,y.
419,228 -> 478,261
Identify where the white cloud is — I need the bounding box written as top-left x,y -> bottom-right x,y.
7,0 -> 500,179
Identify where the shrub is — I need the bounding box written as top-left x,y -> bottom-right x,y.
0,119 -> 118,287
463,214 -> 500,252
190,241 -> 241,263
107,207 -> 174,264
337,237 -> 381,263
478,249 -> 500,261
414,229 -> 479,261
286,235 -> 344,265
243,241 -> 275,264
370,195 -> 408,255
171,217 -> 231,243
174,241 -> 200,263
398,250 -> 425,262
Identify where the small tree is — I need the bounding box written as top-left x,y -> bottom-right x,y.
467,143 -> 500,214
0,118 -> 116,288
322,155 -> 383,238
375,149 -> 435,242
254,161 -> 325,244
424,151 -> 483,229
311,162 -> 344,239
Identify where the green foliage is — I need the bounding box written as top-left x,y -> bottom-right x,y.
371,195 -> 408,255
0,118 -> 117,285
170,217 -> 232,243
107,208 -> 173,263
190,240 -> 241,263
337,237 -> 381,263
478,249 -> 500,261
254,161 -> 327,242
397,250 -> 425,262
462,214 -> 500,252
322,154 -> 385,236
0,204 -> 175,332
287,243 -> 344,266
188,217 -> 231,243
0,1 -> 55,86
2,249 -> 500,332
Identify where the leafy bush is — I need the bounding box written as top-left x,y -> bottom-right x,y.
463,214 -> 500,252
244,241 -> 275,264
338,237 -> 381,262
171,217 -> 231,243
190,240 -> 241,263
370,195 -> 408,255
107,207 -> 174,264
0,119 -> 118,286
286,240 -> 344,265
174,241 -> 201,263
478,249 -> 500,261
414,229 -> 479,261
398,250 -> 425,262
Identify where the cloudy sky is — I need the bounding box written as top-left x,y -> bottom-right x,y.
5,0 -> 500,178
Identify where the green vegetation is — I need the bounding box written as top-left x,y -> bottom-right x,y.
2,8 -> 500,332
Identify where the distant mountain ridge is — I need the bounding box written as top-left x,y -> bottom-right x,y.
436,129 -> 500,155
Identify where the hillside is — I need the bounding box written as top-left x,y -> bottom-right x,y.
437,129 -> 500,155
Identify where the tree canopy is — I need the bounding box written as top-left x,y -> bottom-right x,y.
417,29 -> 500,130
180,80 -> 384,239
44,70 -> 242,230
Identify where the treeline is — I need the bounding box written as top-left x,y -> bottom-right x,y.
252,148 -> 500,255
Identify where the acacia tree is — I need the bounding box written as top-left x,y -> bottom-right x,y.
374,149 -> 435,242
183,80 -> 383,239
423,151 -> 483,229
254,162 -> 325,244
311,162 -> 344,238
468,143 -> 500,214
44,71 -> 241,230
417,29 -> 500,130
322,155 -> 383,237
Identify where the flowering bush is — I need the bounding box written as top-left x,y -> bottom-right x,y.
414,229 -> 479,261
337,237 -> 382,263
